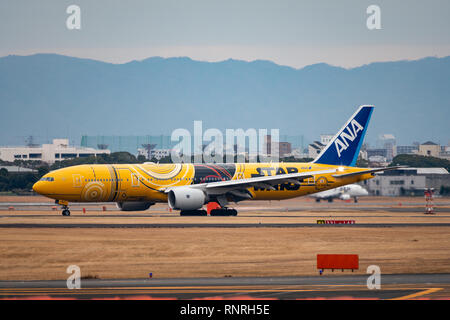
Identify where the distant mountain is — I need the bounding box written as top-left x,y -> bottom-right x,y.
0,53 -> 449,147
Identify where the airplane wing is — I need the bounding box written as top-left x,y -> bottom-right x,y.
332,166 -> 406,178
163,168 -> 337,201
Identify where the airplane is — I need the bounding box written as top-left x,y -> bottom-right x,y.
32,105 -> 402,216
311,184 -> 369,203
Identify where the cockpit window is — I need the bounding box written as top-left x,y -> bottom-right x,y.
39,177 -> 54,182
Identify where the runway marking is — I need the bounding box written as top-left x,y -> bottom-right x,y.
390,288 -> 443,300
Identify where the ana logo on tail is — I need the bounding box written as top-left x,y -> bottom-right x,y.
313,105 -> 373,167
334,119 -> 364,158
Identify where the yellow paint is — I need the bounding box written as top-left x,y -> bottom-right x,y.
390,288 -> 443,300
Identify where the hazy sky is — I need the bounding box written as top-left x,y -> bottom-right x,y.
1,0 -> 450,68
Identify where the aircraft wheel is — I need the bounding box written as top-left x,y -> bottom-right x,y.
62,209 -> 71,216
180,210 -> 207,216
210,208 -> 237,216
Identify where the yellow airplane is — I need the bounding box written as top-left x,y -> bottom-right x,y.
33,105 -> 400,216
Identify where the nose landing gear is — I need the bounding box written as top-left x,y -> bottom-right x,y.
56,200 -> 71,216
62,206 -> 71,216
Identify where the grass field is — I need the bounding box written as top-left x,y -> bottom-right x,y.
0,226 -> 449,281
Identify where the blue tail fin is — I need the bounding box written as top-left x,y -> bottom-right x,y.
312,105 -> 374,166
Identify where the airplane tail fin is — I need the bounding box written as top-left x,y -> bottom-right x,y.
312,105 -> 374,167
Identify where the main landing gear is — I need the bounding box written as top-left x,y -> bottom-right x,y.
210,207 -> 238,216
180,209 -> 207,216
179,207 -> 238,216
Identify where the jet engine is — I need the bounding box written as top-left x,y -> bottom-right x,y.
116,201 -> 154,211
168,187 -> 206,210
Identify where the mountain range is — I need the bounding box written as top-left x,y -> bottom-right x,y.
0,53 -> 449,147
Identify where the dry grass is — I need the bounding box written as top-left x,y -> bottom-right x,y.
0,227 -> 449,281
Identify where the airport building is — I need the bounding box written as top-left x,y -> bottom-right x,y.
0,139 -> 110,164
361,167 -> 450,196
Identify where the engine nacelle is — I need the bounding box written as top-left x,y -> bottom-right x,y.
168,187 -> 206,210
339,193 -> 351,201
116,201 -> 154,211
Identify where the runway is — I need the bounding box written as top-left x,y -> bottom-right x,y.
1,222 -> 450,228
1,274 -> 449,300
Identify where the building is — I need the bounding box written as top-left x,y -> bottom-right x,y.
81,134 -> 306,156
439,145 -> 450,160
361,167 -> 450,196
278,142 -> 292,158
264,135 -> 292,158
137,148 -> 172,160
308,141 -> 325,159
418,141 -> 441,157
377,134 -> 396,161
0,139 -> 110,164
366,148 -> 388,159
0,166 -> 37,174
396,145 -> 418,155
320,134 -> 334,145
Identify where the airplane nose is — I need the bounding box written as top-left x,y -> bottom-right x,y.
32,181 -> 43,194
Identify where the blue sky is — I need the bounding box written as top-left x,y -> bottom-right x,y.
1,0 -> 450,68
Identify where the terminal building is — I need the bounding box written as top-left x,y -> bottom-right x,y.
0,139 -> 110,164
361,167 -> 450,196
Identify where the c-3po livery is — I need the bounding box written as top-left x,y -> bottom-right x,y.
33,105 -> 400,216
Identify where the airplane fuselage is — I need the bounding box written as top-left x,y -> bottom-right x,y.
33,162 -> 374,203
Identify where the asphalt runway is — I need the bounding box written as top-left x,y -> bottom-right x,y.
2,204 -> 450,213
1,274 -> 449,300
1,222 -> 450,228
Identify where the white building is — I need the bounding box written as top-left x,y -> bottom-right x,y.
137,148 -> 172,160
0,139 -> 110,164
320,134 -> 334,145
0,166 -> 37,174
378,134 -> 396,161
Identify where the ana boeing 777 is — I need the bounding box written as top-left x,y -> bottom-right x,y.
32,105 -> 400,216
